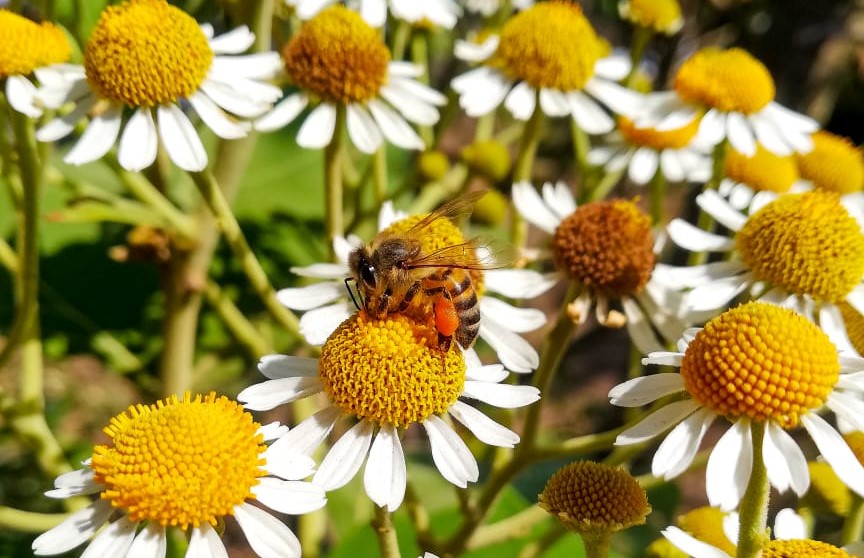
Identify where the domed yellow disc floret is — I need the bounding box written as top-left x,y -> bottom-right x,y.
85,0 -> 213,107
674,48 -> 775,114
539,461 -> 651,534
839,302 -> 864,357
494,1 -> 610,91
680,302 -> 839,428
796,131 -> 864,195
319,312 -> 465,427
735,191 -> 864,303
725,144 -> 798,194
90,392 -> 265,529
676,507 -> 735,556
619,0 -> 683,34
283,6 -> 389,105
0,11 -> 70,78
763,539 -> 851,558
553,199 -> 655,298
618,116 -> 699,151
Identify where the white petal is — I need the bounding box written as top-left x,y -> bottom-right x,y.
127,524 -> 166,558
299,302 -> 353,345
462,380 -> 540,408
511,181 -> 560,234
615,399 -> 700,444
198,77 -> 276,118
80,516 -> 137,558
652,261 -> 745,289
253,478 -> 327,514
346,103 -> 383,154
667,219 -> 736,252
277,282 -> 345,311
45,468 -> 100,498
594,55 -> 631,81
847,285 -> 864,317
255,94 -> 309,132
6,75 -> 42,117
659,149 -> 687,182
238,376 -> 322,411
207,25 -> 254,53
820,304 -> 854,353
480,297 -> 545,332
539,89 -> 572,117
774,508 -> 807,540
566,90 -> 614,134
258,354 -> 318,379
360,0 -> 387,26
726,112 -> 757,156
696,190 -> 747,232
478,320 -> 539,373
652,407 -> 715,479
188,91 -> 249,140
234,502 -> 302,558
258,421 -> 289,441
451,67 -> 510,117
802,413 -> 864,497
663,527 -> 732,558
267,406 -> 339,457
64,105 -> 123,166
156,104 -> 207,171
584,78 -> 643,118
749,110 -> 793,156
314,419 -> 374,490
828,392 -> 864,433
764,102 -> 819,133
484,269 -> 556,299
609,374 -> 684,407
449,400 -> 519,447
763,421 -> 809,495
706,420 -> 752,511
364,425 -> 407,511
683,276 -> 749,313
367,99 -> 425,150
628,148 -> 659,185
504,81 -> 537,121
290,262 -> 350,279
32,500 -> 113,555
424,415 -> 479,488
542,181 -> 578,219
454,36 -> 498,62
296,0 -> 336,19
187,524 -> 228,558
380,79 -> 444,123
696,109 -> 727,146
465,363 -> 508,383
118,108 -> 158,172
297,104 -> 337,149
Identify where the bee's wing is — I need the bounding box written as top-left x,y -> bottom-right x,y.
406,191 -> 487,234
404,238 -> 507,270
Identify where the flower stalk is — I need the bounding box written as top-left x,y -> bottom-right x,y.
735,421 -> 770,558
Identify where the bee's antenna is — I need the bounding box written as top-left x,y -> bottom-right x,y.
344,277 -> 362,311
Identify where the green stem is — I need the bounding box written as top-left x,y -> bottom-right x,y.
516,525 -> 567,558
324,104 -> 347,255
735,421 -> 770,558
467,506 -> 549,550
570,118 -> 591,179
841,493 -> 864,545
372,506 -> 402,558
648,169 -> 666,225
203,280 -> 270,359
390,20 -> 411,61
512,101 -> 545,182
0,507 -> 68,533
373,145 -> 389,203
624,26 -> 653,88
582,533 -> 612,558
687,140 -> 728,266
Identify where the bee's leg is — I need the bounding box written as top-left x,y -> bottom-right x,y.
398,281 -> 422,313
376,288 -> 392,317
437,332 -> 452,352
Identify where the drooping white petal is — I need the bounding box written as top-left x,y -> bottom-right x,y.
32,500 -> 114,556
706,420 -> 752,511
628,147 -> 659,185
207,25 -> 254,54
593,55 -> 631,81
802,412 -> 864,497
187,91 -> 249,140
480,297 -> 545,332
478,320 -> 539,373
116,108 -> 159,172
360,0 -> 387,27
449,400 -> 519,447
277,282 -> 345,311
725,112 -> 757,156
198,77 -> 276,118
258,353 -> 318,379
584,78 -> 642,118
79,516 -> 137,558
659,149 -> 687,182
297,103 -> 337,149
749,110 -> 792,156
234,502 -> 302,558
127,523 -> 166,558
367,99 -> 425,150
64,104 -> 123,166
667,219 -> 736,252
238,377 -> 322,411
36,94 -> 96,142
682,276 -> 749,313
764,102 -> 819,134
299,302 -> 353,345
186,524 -> 228,558
454,36 -> 499,62
542,181 -> 578,220
566,90 -> 614,134
364,425 -> 407,511
45,468 -> 100,498
539,88 -> 572,117
295,0 -> 337,19
424,415 -> 479,488
465,363 -> 508,384
314,419 -> 374,490
346,103 -> 383,154
157,104 -> 207,171
451,67 -> 511,117
847,285 -> 864,317
253,478 -> 327,515
652,261 -> 745,289
623,297 -> 665,354
512,181 -> 561,234
696,108 -> 727,146
615,399 -> 700,444
662,527 -> 732,558
380,80 -> 444,124
774,508 -> 807,540
504,81 -> 537,121
764,422 -> 810,496
254,93 -> 309,132
267,406 -> 340,457
6,75 -> 42,117
652,407 -> 715,479
290,262 -> 350,279
819,304 -> 854,353
258,421 -> 289,441
484,269 -> 557,299
696,190 -> 747,232
609,373 -> 684,407
462,380 -> 540,408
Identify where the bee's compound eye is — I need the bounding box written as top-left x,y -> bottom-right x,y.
360,262 -> 377,288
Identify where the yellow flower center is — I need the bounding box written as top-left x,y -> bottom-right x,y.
553,199 -> 655,298
674,47 -> 775,114
725,144 -> 799,194
494,1 -> 610,91
800,461 -> 850,516
619,0 -> 683,34
318,312 -> 465,427
0,10 -> 70,78
91,392 -> 264,529
676,507 -> 736,556
461,140 -> 512,182
763,540 -> 851,558
735,191 -> 864,303
85,0 -> 213,107
618,116 -> 699,151
796,131 -> 864,195
839,302 -> 864,357
538,460 -> 651,534
283,6 -> 390,104
680,302 -> 839,428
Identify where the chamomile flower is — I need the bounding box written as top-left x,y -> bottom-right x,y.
588,116 -> 711,185
796,130 -> 864,196
34,0 -> 281,172
462,0 -> 534,17
634,47 -> 818,157
32,393 -> 326,558
286,0 -> 461,28
513,180 -> 685,353
611,302 -> 864,511
658,189 -> 864,349
619,0 -> 683,35
0,10 -> 71,118
451,2 -> 640,133
716,143 -> 807,212
255,6 -> 445,153
239,312 -> 540,511
276,201 -> 555,372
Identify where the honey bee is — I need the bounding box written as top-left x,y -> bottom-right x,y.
347,192 -> 498,352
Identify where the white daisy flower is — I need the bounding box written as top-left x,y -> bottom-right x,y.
588,116 -> 711,185
33,0 -> 281,172
795,130 -> 864,200
512,180 -> 686,353
32,393 -> 326,558
255,6 -> 445,153
0,11 -> 71,118
287,0 -> 461,28
632,47 -> 818,157
277,201 -> 555,372
611,301 -> 864,511
656,189 -> 864,351
238,313 -> 540,511
451,2 -> 641,133
716,143 -> 809,212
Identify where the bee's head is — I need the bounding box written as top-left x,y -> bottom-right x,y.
348,247 -> 377,291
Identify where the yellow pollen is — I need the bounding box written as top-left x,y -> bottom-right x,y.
674,47 -> 775,114
552,199 -> 655,298
676,507 -> 736,556
763,539 -> 851,558
796,131 -> 864,195
725,144 -> 799,194
283,6 -> 390,104
0,10 -> 70,78
318,312 -> 465,427
90,392 -> 265,529
538,461 -> 651,535
800,461 -> 850,516
619,0 -> 683,34
494,1 -> 610,91
735,191 -> 864,303
839,302 -> 864,357
85,0 -> 213,107
680,302 -> 839,428
618,116 -> 699,151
